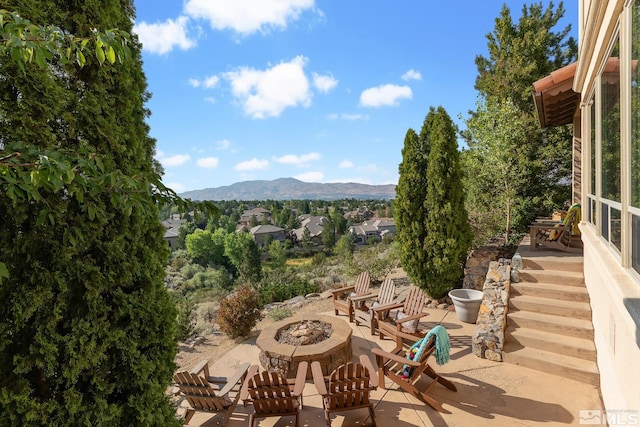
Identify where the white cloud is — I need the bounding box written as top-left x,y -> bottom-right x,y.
274,152 -> 321,165
359,84 -> 412,107
327,113 -> 368,121
196,157 -> 220,168
341,113 -> 369,121
166,182 -> 187,192
402,69 -> 422,81
189,75 -> 220,89
204,97 -> 216,104
235,158 -> 269,171
339,159 -> 354,168
312,72 -> 338,93
157,153 -> 191,167
224,56 -> 312,118
203,75 -> 220,88
133,16 -> 195,55
184,0 -> 315,35
294,171 -> 324,182
216,139 -> 231,150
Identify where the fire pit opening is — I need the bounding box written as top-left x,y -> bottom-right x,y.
256,314 -> 352,379
276,320 -> 333,346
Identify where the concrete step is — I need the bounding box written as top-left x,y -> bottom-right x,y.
510,282 -> 590,302
521,256 -> 584,273
518,269 -> 584,287
503,343 -> 600,385
506,326 -> 597,361
508,310 -> 594,339
509,295 -> 592,320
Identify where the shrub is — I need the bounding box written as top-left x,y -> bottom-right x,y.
180,262 -> 204,280
217,286 -> 262,338
312,252 -> 326,266
258,270 -> 318,306
175,297 -> 196,341
267,306 -> 293,321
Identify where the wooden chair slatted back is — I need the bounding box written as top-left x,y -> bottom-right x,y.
353,271 -> 371,295
403,286 -> 427,316
173,371 -> 228,411
377,279 -> 395,305
327,362 -> 372,408
406,336 -> 436,383
247,371 -> 298,416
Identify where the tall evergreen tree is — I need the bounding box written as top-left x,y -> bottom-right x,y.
423,107 -> 473,298
469,2 -> 577,228
0,1 -> 180,425
395,124 -> 430,290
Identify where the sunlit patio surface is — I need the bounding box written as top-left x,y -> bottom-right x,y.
180,305 -> 603,427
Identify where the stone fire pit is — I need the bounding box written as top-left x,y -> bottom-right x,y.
256,314 -> 352,379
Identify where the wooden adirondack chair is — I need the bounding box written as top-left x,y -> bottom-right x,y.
371,330 -> 457,413
373,285 -> 428,341
240,361 -> 308,427
353,278 -> 396,335
311,355 -> 379,426
529,203 -> 583,253
173,360 -> 250,425
332,271 -> 371,322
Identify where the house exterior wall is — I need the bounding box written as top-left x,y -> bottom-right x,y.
576,0 -> 640,413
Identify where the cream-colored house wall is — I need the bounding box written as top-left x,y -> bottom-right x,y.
581,225 -> 640,411
577,0 -> 640,414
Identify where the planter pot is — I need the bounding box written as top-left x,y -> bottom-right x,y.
448,289 -> 484,324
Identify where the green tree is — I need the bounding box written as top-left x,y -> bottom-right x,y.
469,2 -> 577,229
335,234 -> 355,259
186,229 -> 222,266
301,227 -> 313,250
322,217 -> 337,250
395,125 -> 430,291
268,240 -> 287,270
224,232 -> 262,284
423,107 -> 473,298
464,98 -> 530,245
0,3 -> 181,425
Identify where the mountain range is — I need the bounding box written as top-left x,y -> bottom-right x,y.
179,178 -> 397,201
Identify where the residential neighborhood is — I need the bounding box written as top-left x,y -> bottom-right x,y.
162,204 -> 396,250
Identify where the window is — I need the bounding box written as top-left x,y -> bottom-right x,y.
631,2 -> 640,274
589,101 -> 597,226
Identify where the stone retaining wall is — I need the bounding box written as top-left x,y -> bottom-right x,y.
463,246 -> 507,290
471,260 -> 511,362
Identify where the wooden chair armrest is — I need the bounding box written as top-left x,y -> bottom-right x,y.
190,359 -> 210,378
331,285 -> 355,296
359,354 -> 379,388
239,364 -> 260,401
292,361 -> 308,396
311,361 -> 328,396
529,223 -> 564,231
348,292 -> 376,303
395,311 -> 428,325
219,362 -> 250,396
372,302 -> 403,313
371,348 -> 421,367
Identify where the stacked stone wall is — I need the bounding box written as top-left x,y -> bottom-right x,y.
471,260 -> 511,362
463,246 -> 506,290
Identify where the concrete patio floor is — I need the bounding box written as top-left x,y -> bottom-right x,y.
180,307 -> 603,426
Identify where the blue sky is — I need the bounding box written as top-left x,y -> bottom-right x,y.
132,1 -> 577,193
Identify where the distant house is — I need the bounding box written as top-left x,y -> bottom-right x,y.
249,224 -> 286,247
240,207 -> 271,225
343,209 -> 374,221
161,218 -> 182,251
349,218 -> 395,244
293,216 -> 327,245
